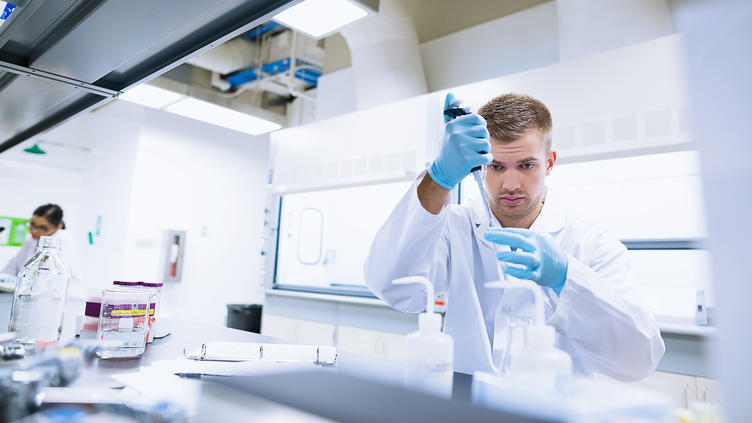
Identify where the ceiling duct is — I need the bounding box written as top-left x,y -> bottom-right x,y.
340,0 -> 427,110
556,0 -> 674,61
188,25 -> 324,101
0,0 -> 298,154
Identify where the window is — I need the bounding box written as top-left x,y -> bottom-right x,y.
272,180 -> 414,296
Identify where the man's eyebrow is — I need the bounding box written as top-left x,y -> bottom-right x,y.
489,156 -> 540,165
516,156 -> 539,164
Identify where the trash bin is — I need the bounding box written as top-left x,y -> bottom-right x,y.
226,304 -> 263,333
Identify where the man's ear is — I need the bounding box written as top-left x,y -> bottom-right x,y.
546,150 -> 557,176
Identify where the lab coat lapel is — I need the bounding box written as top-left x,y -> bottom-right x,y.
468,196 -> 508,349
528,195 -> 566,311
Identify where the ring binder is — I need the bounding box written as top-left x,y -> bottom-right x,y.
182,342 -> 337,367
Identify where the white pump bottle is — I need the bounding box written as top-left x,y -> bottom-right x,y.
393,276 -> 454,399
485,279 -> 572,393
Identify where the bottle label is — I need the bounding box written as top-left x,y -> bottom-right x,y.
102,303 -> 148,318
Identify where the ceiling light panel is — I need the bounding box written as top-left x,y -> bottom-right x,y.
165,97 -> 281,136
120,84 -> 184,109
273,0 -> 369,39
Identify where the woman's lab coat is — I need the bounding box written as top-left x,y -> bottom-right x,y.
1,230 -> 83,296
365,172 -> 665,381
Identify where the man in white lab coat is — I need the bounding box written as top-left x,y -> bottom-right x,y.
364,93 -> 665,381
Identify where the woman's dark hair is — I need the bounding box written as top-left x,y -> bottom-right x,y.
33,204 -> 65,229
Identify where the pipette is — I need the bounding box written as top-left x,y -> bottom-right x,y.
444,103 -> 507,282
443,105 -> 495,227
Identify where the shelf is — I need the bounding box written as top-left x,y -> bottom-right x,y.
265,289 -> 390,308
658,318 -> 717,337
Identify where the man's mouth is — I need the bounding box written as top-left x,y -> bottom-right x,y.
500,196 -> 524,206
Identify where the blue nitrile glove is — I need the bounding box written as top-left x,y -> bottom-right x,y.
484,228 -> 568,295
428,93 -> 492,190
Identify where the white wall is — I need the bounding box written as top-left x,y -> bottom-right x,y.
316,68 -> 357,120
44,102 -> 143,291
316,0 -> 700,118
272,92 -> 438,191
1,100 -> 271,325
0,101 -> 143,297
316,2 -> 559,117
118,108 -> 270,324
555,0 -> 674,60
0,155 -> 89,273
420,2 -> 559,92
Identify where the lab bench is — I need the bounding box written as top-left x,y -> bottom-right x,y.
263,288 -> 717,376
0,293 -> 551,423
261,289 -> 720,411
1,291 -> 719,419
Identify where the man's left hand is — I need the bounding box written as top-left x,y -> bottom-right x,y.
484,228 -> 568,295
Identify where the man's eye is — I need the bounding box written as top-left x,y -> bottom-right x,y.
521,163 -> 535,169
489,164 -> 502,171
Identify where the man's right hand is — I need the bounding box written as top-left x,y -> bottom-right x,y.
427,93 -> 493,190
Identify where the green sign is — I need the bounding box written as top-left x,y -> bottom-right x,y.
0,217 -> 30,247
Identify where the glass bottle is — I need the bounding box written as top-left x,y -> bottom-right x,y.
96,288 -> 151,359
8,236 -> 71,345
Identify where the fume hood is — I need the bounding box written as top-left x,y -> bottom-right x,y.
0,0 -> 297,154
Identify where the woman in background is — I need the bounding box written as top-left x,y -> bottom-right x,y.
1,204 -> 81,294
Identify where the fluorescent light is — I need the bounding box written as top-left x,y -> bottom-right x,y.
121,84 -> 281,136
120,84 -> 184,109
274,0 -> 368,39
165,97 -> 281,136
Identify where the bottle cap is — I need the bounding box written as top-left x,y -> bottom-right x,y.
418,313 -> 442,332
84,301 -> 102,317
141,281 -> 164,288
393,276 -> 445,332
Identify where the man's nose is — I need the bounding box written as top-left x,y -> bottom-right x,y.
502,172 -> 521,192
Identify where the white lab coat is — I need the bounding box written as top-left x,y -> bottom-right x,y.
1,230 -> 83,297
365,172 -> 665,381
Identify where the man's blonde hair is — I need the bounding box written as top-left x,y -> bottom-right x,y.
477,93 -> 553,151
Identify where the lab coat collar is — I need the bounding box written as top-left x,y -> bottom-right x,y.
530,195 -> 566,235
470,186 -> 566,236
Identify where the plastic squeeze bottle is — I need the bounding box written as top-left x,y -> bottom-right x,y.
486,279 -> 572,393
506,323 -> 573,394
393,276 -> 454,398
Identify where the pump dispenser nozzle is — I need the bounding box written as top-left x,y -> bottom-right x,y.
393,276 -> 442,332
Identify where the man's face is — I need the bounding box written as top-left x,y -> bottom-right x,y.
484,129 -> 556,223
